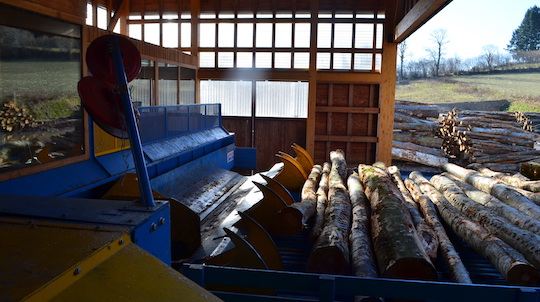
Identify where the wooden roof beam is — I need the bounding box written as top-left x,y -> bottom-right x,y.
107,0 -> 126,31
393,0 -> 451,42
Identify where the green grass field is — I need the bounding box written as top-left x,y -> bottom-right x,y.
396,72 -> 540,112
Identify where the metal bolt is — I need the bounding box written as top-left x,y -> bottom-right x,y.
158,217 -> 166,226
119,238 -> 124,245
151,223 -> 157,231
74,268 -> 82,275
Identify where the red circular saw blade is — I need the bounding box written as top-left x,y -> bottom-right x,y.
77,76 -> 128,138
86,34 -> 141,84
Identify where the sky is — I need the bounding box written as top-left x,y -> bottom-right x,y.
404,0 -> 540,61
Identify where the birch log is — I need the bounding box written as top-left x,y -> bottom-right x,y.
404,178 -> 472,283
358,164 -> 437,281
388,166 -> 438,261
446,174 -> 540,236
348,172 -> 378,278
476,166 -> 540,193
443,163 -> 540,221
410,171 -> 539,286
306,150 -> 351,274
275,165 -> 322,235
431,174 -> 540,269
310,162 -> 331,243
392,147 -> 449,168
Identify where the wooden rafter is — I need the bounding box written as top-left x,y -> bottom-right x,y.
394,0 -> 451,42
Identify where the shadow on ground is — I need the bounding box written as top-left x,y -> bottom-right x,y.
437,100 -> 510,112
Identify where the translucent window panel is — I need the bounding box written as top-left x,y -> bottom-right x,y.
257,13 -> 273,18
180,80 -> 196,104
144,23 -> 160,45
237,52 -> 253,68
219,13 -> 235,18
113,21 -> 120,34
333,53 -> 351,70
218,23 -> 235,47
180,23 -> 191,48
129,14 -> 142,20
159,64 -> 178,106
255,52 -> 272,68
131,60 -> 154,107
334,23 -> 353,48
200,52 -> 215,68
200,23 -> 216,47
354,53 -> 372,70
317,23 -> 332,48
129,24 -> 142,40
294,52 -> 310,69
199,80 -> 252,117
163,23 -> 178,48
200,13 -> 216,19
317,53 -> 331,69
145,14 -> 159,20
357,13 -> 375,19
180,13 -> 191,19
296,13 -> 311,18
86,3 -> 93,25
163,14 -> 178,20
295,23 -> 310,48
256,23 -> 272,47
355,24 -> 373,48
275,23 -> 292,48
97,6 -> 107,29
376,23 -> 383,49
238,13 -> 254,18
375,53 -> 382,71
318,13 -> 332,18
276,13 -> 293,18
218,52 -> 234,68
237,23 -> 253,47
159,80 -> 178,105
335,14 -> 353,18
274,53 -> 291,68
256,81 -> 308,118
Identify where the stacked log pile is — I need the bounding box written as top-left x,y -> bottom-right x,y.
292,149 -> 540,287
393,101 -> 540,170
0,101 -> 41,132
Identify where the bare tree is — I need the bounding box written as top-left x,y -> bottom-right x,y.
398,41 -> 407,79
482,44 -> 500,71
427,28 -> 449,77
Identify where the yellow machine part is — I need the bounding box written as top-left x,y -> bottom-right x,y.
273,152 -> 308,192
94,123 -> 130,156
0,218 -> 220,302
101,173 -> 201,260
292,143 -> 315,175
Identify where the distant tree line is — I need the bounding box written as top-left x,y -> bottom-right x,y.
398,5 -> 540,79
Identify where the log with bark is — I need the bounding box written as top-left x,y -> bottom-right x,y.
445,173 -> 540,236
394,103 -> 440,119
358,164 -> 437,281
520,161 -> 540,180
410,171 -> 539,286
274,165 -> 322,235
392,146 -> 449,168
348,172 -> 378,278
443,163 -> 540,221
431,173 -> 540,270
392,141 -> 446,157
476,166 -> 540,193
310,162 -> 331,242
387,166 -> 438,261
404,178 -> 472,284
393,132 -> 443,149
306,150 -> 351,274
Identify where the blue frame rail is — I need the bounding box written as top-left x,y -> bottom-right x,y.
138,104 -> 222,144
182,264 -> 540,302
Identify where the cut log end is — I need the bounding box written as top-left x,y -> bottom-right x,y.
273,207 -> 304,235
382,258 -> 438,281
306,246 -> 350,275
507,263 -> 540,286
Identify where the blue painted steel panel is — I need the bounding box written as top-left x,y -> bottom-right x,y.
234,148 -> 257,170
131,203 -> 172,265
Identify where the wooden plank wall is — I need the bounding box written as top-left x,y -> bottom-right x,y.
313,83 -> 379,166
223,117 -> 306,171
0,0 -> 86,24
